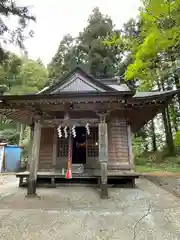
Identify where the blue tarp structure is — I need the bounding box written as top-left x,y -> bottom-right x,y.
3,145 -> 22,172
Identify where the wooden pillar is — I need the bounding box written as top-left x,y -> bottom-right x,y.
127,124 -> 134,169
98,113 -> 109,199
51,127 -> 57,187
127,123 -> 136,188
27,120 -> 41,197
27,125 -> 34,171
52,127 -> 57,171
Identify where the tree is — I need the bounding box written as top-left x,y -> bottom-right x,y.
48,34 -> 77,81
8,57 -> 48,94
0,53 -> 48,95
125,0 -> 180,81
0,55 -> 48,145
77,7 -> 122,78
48,7 -> 123,82
123,0 -> 180,155
104,0 -> 180,156
0,52 -> 22,94
0,0 -> 35,62
104,17 -> 142,88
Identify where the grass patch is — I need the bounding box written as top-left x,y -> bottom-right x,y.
136,164 -> 180,173
135,155 -> 180,173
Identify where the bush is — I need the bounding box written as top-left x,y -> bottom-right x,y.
175,131 -> 180,147
135,150 -> 169,165
134,156 -> 147,165
20,138 -> 30,170
0,128 -> 20,144
20,156 -> 28,170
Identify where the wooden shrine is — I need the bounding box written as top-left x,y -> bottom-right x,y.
0,67 -> 178,198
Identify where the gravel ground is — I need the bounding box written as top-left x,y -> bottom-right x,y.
0,177 -> 180,239
0,174 -> 19,199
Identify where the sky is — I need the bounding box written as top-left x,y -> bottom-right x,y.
9,0 -> 141,65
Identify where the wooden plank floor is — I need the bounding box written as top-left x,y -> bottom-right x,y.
16,170 -> 140,179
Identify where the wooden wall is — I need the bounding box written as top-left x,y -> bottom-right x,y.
38,127 -> 54,170
108,118 -> 130,168
38,117 -> 131,171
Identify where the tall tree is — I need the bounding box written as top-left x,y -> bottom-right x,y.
48,34 -> 77,81
77,7 -> 122,78
104,0 -> 180,155
124,0 -> 180,154
48,7 -> 123,82
0,0 -> 35,62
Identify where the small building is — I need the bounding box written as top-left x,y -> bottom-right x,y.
0,67 -> 178,198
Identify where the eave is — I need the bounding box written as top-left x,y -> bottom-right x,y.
0,89 -> 178,131
0,91 -> 133,102
127,89 -> 179,132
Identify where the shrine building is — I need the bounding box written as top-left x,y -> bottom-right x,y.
0,67 -> 178,198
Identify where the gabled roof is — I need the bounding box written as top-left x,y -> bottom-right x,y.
40,67 -> 118,94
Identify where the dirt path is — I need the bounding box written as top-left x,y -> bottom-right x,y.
145,176 -> 180,198
143,171 -> 180,177
0,178 -> 179,239
141,171 -> 180,198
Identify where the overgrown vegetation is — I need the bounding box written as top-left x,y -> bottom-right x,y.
104,0 -> 180,172
133,136 -> 180,172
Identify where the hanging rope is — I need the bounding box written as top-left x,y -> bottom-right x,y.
65,130 -> 72,179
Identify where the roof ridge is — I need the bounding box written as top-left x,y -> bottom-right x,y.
39,67 -> 117,94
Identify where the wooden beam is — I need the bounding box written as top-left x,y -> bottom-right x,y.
40,102 -> 126,112
0,109 -> 31,124
98,113 -> 109,199
42,123 -> 98,128
43,118 -> 99,126
6,95 -> 128,105
26,120 -> 41,197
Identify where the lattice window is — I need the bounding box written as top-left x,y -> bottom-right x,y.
87,127 -> 98,157
57,135 -> 69,157
57,127 -> 99,157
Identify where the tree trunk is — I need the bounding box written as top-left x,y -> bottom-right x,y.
171,57 -> 180,108
16,123 -> 20,132
150,119 -> 157,152
161,109 -> 170,147
166,106 -> 175,155
174,74 -> 180,106
169,103 -> 178,132
19,123 -> 25,145
157,79 -> 175,155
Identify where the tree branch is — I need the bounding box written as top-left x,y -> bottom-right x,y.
0,2 -> 35,21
